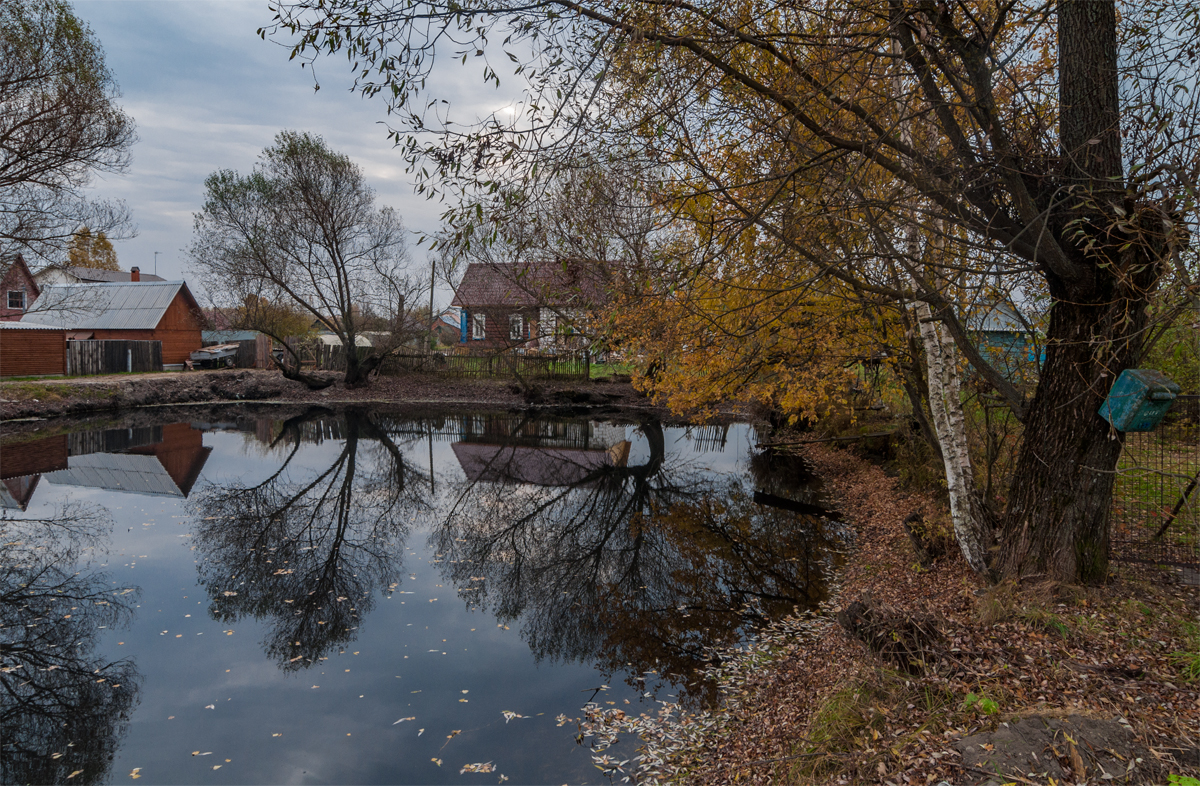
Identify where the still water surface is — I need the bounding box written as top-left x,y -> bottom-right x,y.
1,407 -> 847,784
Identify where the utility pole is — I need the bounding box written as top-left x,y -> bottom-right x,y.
429,255 -> 436,352
154,251 -> 161,277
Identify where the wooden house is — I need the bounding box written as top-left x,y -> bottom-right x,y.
968,301 -> 1044,383
20,281 -> 204,365
0,254 -> 40,321
449,260 -> 612,351
0,323 -> 67,378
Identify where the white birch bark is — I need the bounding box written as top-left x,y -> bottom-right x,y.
914,299 -> 991,575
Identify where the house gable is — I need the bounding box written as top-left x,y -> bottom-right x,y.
0,254 -> 41,321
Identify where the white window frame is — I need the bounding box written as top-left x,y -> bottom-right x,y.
509,313 -> 524,341
472,313 -> 486,340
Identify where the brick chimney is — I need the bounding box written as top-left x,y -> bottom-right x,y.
130,266 -> 140,282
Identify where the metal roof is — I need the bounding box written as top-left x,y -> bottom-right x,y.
0,321 -> 65,330
21,282 -> 189,330
61,266 -> 167,283
44,452 -> 184,497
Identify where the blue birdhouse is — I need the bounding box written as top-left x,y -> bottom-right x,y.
1098,369 -> 1180,432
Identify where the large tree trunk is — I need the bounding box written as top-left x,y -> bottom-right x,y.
993,0 -> 1162,585
995,294 -> 1147,584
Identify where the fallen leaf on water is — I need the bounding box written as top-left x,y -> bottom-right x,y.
431,758 -> 442,767
204,704 -> 215,710
418,729 -> 425,736
447,730 -> 461,739
192,752 -> 212,757
222,591 -> 237,597
67,771 -> 83,779
272,733 -> 281,737
392,717 -> 416,725
501,711 -> 526,723
460,762 -> 495,774
212,765 -> 221,770
51,753 -> 64,760
130,767 -> 141,779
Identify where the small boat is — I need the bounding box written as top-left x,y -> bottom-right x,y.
190,343 -> 240,369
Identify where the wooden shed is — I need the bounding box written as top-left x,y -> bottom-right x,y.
0,323 -> 66,378
20,281 -> 204,365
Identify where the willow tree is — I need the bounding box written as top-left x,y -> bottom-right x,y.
189,131 -> 418,388
262,0 -> 1199,583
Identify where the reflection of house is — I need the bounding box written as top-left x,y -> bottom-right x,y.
452,443 -> 630,487
1,254 -> 40,321
20,281 -> 205,364
0,434 -> 67,509
450,260 -> 612,350
450,416 -> 631,486
0,423 -> 211,504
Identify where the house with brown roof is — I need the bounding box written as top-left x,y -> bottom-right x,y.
0,254 -> 40,321
449,260 -> 612,351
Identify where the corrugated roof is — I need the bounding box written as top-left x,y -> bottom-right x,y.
21,282 -> 189,330
44,452 -> 183,497
61,266 -> 167,283
0,321 -> 65,330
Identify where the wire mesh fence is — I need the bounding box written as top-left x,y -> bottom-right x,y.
1110,395 -> 1199,568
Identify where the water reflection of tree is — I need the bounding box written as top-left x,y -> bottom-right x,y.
0,504 -> 140,786
190,408 -> 427,670
434,419 -> 848,705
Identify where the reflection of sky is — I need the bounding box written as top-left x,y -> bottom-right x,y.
5,414 -> 760,784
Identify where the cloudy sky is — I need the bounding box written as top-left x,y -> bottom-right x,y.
73,0 -> 519,303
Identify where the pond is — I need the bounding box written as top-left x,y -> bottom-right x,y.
1,406 -> 848,785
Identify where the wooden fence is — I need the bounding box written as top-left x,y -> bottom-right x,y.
383,350 -> 591,381
66,340 -> 163,376
276,338 -> 591,381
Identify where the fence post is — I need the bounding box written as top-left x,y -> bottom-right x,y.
127,348 -> 132,373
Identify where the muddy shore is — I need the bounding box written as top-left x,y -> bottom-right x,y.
0,368 -> 683,423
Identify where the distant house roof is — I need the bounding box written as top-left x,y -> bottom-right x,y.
450,260 -> 613,309
967,301 -> 1039,333
21,281 -> 200,330
42,266 -> 167,284
203,329 -> 258,344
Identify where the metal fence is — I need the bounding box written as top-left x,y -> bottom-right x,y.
1110,395 -> 1199,568
66,340 -> 163,376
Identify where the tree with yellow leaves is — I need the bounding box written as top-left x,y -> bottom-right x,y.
66,227 -> 120,271
263,0 -> 1199,585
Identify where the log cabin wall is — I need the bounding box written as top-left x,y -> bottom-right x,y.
0,328 -> 66,377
